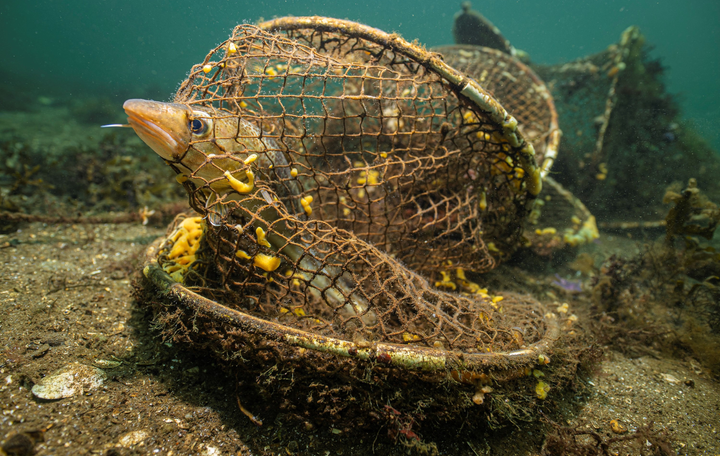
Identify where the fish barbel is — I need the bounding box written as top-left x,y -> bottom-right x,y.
123,99 -> 375,324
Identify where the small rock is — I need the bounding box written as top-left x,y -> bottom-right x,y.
93,359 -> 122,369
688,360 -> 703,375
659,373 -> 680,384
31,363 -> 106,400
1,432 -> 36,456
118,430 -> 149,447
44,336 -> 64,347
109,270 -> 127,280
29,344 -> 50,359
204,445 -> 220,456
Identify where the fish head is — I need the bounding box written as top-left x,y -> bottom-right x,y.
124,99 -> 266,184
123,99 -> 192,162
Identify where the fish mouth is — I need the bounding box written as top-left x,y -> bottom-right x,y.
123,99 -> 191,161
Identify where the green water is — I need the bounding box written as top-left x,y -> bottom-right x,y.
1,0 -> 718,148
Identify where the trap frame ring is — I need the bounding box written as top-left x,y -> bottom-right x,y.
143,239 -> 560,373
431,44 -> 561,179
256,16 -> 543,197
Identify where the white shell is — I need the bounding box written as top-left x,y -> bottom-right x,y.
118,430 -> 149,447
31,363 -> 106,400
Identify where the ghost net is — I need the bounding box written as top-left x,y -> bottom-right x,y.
435,44 -> 598,255
141,18 -> 569,421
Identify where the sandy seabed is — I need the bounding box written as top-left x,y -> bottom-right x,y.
0,222 -> 718,456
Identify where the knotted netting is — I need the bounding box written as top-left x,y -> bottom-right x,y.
142,17 -> 559,376
434,45 -> 598,254
433,45 -> 559,178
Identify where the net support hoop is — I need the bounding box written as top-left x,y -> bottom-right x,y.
144,239 -> 559,373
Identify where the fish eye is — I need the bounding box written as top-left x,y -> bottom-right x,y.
189,111 -> 213,137
190,118 -> 207,135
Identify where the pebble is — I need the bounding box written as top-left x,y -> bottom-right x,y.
93,359 -> 122,369
204,445 -> 221,456
31,363 -> 106,400
118,430 -> 149,447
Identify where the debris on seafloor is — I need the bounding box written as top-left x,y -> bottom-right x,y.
452,1 -> 517,57
30,363 -> 106,400
117,430 -> 149,448
129,16 -> 583,434
442,11 -> 599,260
534,26 -> 720,225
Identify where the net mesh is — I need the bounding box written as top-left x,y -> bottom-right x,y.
144,18 -> 557,372
434,45 -> 597,253
433,45 -> 559,182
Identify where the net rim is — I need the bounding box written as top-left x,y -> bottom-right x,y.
143,237 -> 559,373
431,44 -> 561,179
255,16 -> 542,197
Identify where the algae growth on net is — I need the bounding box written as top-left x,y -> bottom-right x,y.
121,16 -> 583,426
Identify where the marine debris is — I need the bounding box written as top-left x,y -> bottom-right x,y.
437,36 -> 597,258
452,2 -> 516,56
133,16 -> 584,431
533,27 -> 720,224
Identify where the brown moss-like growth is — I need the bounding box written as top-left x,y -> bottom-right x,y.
663,178 -> 720,246
135,270 -> 584,434
589,179 -> 720,374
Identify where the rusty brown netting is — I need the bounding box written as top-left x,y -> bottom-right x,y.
433,45 -> 559,178
142,17 -> 562,376
434,45 -> 598,254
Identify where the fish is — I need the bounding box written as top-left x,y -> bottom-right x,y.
122,99 -> 297,202
121,99 -> 376,324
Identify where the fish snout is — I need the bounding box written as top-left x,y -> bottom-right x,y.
123,99 -> 191,161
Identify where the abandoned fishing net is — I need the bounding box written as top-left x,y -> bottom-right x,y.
530,26 -> 642,224
433,45 -> 559,183
435,44 -> 598,255
139,17 -> 573,422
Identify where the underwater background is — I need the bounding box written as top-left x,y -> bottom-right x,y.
1,0 -> 719,149
2,2 -> 720,455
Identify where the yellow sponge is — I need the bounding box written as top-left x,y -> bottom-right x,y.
161,217 -> 204,283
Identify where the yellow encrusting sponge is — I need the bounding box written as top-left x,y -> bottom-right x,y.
254,253 -> 282,272
161,217 -> 204,283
